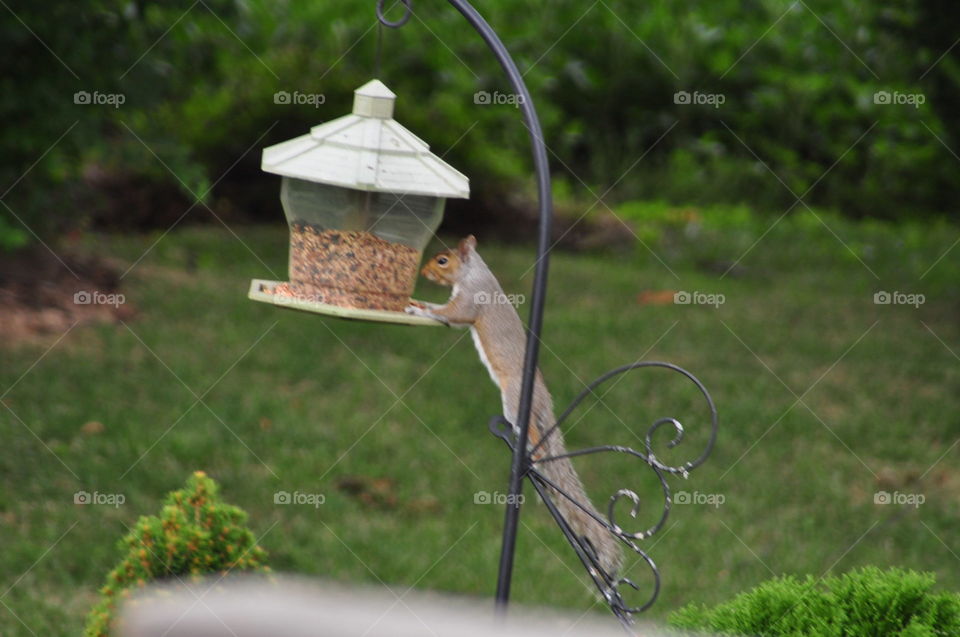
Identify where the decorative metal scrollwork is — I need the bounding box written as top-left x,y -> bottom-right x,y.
490,361 -> 718,623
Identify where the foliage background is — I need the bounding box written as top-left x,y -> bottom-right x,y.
2,0 -> 959,247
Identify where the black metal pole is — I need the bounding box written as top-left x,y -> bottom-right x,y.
365,2 -> 718,623
441,0 -> 554,610
377,0 -> 553,610
374,3 -> 719,621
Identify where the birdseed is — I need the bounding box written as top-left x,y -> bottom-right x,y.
269,223 -> 420,312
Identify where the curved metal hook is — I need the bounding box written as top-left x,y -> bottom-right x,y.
646,416 -> 690,477
423,0 -> 554,610
610,550 -> 661,615
518,361 -> 715,622
528,470 -> 663,616
532,361 -> 718,475
650,417 -> 685,449
376,0 -> 413,28
607,465 -> 671,541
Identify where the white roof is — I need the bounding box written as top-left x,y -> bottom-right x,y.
261,80 -> 470,199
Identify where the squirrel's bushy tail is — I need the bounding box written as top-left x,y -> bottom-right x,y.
534,429 -> 623,584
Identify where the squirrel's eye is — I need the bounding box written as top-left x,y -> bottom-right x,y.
437,256 -> 448,266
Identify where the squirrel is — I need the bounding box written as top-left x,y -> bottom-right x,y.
406,235 -> 623,583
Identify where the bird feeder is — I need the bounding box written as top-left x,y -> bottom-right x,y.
249,79 -> 469,325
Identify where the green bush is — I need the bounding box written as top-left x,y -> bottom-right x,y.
0,214 -> 28,252
668,567 -> 960,636
83,471 -> 269,637
4,0 -> 959,249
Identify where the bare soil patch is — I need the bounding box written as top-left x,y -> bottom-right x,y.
0,247 -> 133,342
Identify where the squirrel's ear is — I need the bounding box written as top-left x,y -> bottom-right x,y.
458,235 -> 477,258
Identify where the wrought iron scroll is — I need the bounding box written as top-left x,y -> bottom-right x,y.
489,361 -> 718,623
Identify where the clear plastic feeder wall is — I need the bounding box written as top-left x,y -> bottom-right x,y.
281,178 -> 444,311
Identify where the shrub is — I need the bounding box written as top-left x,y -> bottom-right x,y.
5,0 -> 960,249
83,471 -> 269,637
668,566 -> 960,636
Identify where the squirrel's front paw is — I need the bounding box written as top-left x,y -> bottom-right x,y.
404,303 -> 425,316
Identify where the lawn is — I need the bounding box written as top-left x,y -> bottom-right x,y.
1,210 -> 958,635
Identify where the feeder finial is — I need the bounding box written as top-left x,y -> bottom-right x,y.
353,79 -> 396,119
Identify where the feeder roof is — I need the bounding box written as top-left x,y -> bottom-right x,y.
261,80 -> 470,199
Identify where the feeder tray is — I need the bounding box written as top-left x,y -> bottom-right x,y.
248,279 -> 443,327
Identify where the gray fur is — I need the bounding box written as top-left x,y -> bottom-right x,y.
408,241 -> 622,581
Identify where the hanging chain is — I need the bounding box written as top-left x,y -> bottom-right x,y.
374,0 -> 412,78
375,22 -> 382,77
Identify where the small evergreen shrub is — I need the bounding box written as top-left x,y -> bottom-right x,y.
84,471 -> 269,637
668,567 -> 960,636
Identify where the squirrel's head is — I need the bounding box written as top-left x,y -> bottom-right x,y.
420,235 -> 477,286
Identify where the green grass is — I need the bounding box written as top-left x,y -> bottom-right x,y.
1,211 -> 958,635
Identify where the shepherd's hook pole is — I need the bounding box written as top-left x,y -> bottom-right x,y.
443,0 -> 554,610
376,0 -> 554,611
